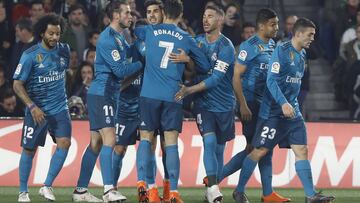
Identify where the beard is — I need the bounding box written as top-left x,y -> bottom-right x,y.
43,37 -> 56,49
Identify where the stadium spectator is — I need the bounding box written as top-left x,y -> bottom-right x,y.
339,7 -> 360,60
222,3 -> 243,47
29,0 -> 45,25
11,1 -> 30,26
70,61 -> 93,106
82,30 -> 99,60
277,15 -> 298,43
0,62 -> 11,94
65,49 -> 79,96
7,18 -> 36,83
0,88 -> 23,117
61,4 -> 91,62
240,22 -> 256,42
98,11 -> 110,31
79,0 -> 101,29
84,46 -> 96,64
68,95 -> 87,119
53,0 -> 78,19
0,1 -> 12,66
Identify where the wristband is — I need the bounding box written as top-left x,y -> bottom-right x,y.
28,103 -> 36,111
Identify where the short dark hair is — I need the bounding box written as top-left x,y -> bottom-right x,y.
205,4 -> 225,17
292,17 -> 316,34
256,8 -> 277,27
163,0 -> 183,20
31,0 -> 44,7
69,4 -> 85,15
88,30 -> 100,39
16,18 -> 33,33
0,88 -> 15,103
33,13 -> 65,39
106,0 -> 129,21
242,22 -> 255,29
144,0 -> 163,10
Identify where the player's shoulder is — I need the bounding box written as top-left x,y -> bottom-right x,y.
278,40 -> 292,51
247,35 -> 261,45
23,43 -> 40,55
57,42 -> 70,52
219,34 -> 235,49
98,27 -> 117,46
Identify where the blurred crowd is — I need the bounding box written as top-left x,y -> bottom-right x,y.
1,0 -> 360,120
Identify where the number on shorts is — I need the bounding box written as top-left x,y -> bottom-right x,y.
260,126 -> 276,140
115,123 -> 126,136
159,41 -> 174,69
24,126 -> 34,139
103,105 -> 114,116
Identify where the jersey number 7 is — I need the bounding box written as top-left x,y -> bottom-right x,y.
159,41 -> 174,69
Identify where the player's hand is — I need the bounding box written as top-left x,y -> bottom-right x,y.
281,103 -> 295,118
239,104 -> 252,121
30,106 -> 45,125
175,84 -> 190,101
169,48 -> 190,63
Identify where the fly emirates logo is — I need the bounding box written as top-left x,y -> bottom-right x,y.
38,70 -> 65,83
286,71 -> 302,84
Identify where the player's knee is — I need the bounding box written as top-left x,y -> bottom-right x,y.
89,137 -> 103,153
164,131 -> 178,146
249,147 -> 268,161
292,145 -> 308,160
114,145 -> 127,155
56,137 -> 71,149
245,144 -> 254,153
23,147 -> 37,156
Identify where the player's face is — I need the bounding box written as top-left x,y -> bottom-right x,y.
42,24 -> 61,49
118,4 -> 132,28
203,9 -> 222,33
146,4 -> 163,25
263,17 -> 279,38
299,27 -> 315,48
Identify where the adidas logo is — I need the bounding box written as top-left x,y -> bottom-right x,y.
38,63 -> 45,68
290,61 -> 295,66
140,121 -> 146,126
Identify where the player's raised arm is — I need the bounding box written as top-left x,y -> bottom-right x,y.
267,47 -> 294,118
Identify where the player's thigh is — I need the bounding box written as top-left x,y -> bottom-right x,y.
285,117 -> 307,147
160,101 -> 183,133
194,109 -> 216,136
87,94 -> 115,131
215,111 -> 235,144
115,117 -> 139,146
21,111 -> 49,150
251,117 -> 286,150
139,97 -> 161,131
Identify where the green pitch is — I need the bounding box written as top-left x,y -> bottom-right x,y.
0,187 -> 357,203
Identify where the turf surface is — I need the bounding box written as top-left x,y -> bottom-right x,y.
0,187 -> 356,203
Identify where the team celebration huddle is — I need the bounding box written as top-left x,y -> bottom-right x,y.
14,0 -> 336,202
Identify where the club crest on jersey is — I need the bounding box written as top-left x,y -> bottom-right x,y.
257,44 -> 265,52
289,51 -> 295,66
60,57 -> 65,67
15,64 -> 22,74
115,38 -> 123,50
36,54 -> 43,63
211,53 -> 217,61
106,117 -> 111,124
271,62 -> 280,73
111,50 -> 121,61
238,50 -> 247,61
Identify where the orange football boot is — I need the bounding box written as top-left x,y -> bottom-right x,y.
261,191 -> 291,202
148,187 -> 161,203
162,180 -> 170,203
137,181 -> 148,203
169,191 -> 184,203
